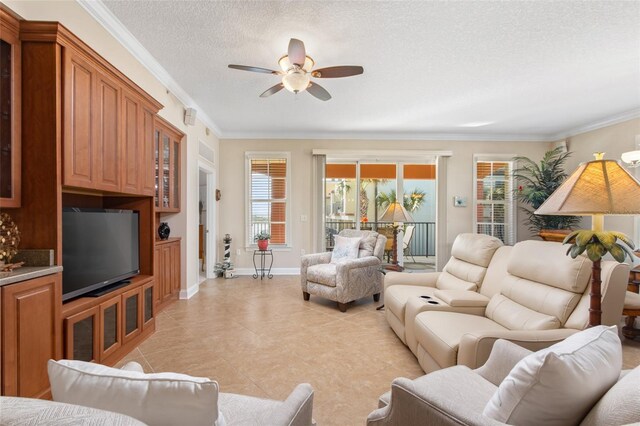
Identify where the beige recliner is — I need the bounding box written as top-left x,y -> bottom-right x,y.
384,233 -> 504,345
411,240 -> 630,373
300,229 -> 387,312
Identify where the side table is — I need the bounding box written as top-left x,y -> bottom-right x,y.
622,264 -> 640,339
253,249 -> 273,280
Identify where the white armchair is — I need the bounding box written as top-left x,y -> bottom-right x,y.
301,229 -> 387,312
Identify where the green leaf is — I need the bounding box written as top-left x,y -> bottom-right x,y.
586,243 -> 606,262
563,230 -> 581,244
611,232 -> 636,250
595,232 -> 616,250
576,230 -> 595,247
609,244 -> 626,263
569,244 -> 587,258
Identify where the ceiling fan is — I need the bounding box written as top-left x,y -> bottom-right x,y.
228,38 -> 364,101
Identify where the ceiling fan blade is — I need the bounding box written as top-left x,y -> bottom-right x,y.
307,82 -> 331,101
259,83 -> 284,98
311,66 -> 364,78
228,64 -> 280,75
288,38 -> 306,67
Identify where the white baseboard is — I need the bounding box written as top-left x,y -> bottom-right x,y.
179,282 -> 200,299
233,267 -> 301,276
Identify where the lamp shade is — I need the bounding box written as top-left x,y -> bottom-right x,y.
535,159 -> 640,216
380,201 -> 414,223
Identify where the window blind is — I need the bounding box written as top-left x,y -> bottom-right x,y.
249,157 -> 287,245
475,160 -> 515,245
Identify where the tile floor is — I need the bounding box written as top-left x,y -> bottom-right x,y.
116,275 -> 640,426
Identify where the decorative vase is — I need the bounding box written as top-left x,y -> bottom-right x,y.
158,222 -> 171,240
257,239 -> 269,251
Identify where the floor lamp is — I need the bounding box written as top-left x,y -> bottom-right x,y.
535,153 -> 640,326
380,201 -> 414,272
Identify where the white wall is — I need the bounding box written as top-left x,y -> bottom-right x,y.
218,138 -> 551,270
3,0 -> 220,296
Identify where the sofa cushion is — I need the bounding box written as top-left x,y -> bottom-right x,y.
414,311 -> 508,370
507,240 -> 592,293
359,232 -> 379,258
483,325 -> 622,426
386,285 -> 437,323
580,366 -> 640,426
439,258 -> 487,289
485,294 -> 560,330
436,271 -> 479,292
330,235 -> 361,264
306,263 -> 337,287
48,359 -> 222,426
449,233 -> 503,268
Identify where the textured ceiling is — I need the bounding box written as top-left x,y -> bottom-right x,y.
101,0 -> 640,139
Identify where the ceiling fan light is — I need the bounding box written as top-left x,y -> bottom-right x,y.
278,55 -> 315,72
282,71 -> 310,93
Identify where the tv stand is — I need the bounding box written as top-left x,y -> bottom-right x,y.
85,279 -> 132,297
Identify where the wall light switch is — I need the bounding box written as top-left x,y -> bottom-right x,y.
236,249 -> 241,255
301,214 -> 308,222
453,196 -> 468,207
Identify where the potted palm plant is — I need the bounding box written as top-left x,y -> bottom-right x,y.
513,147 -> 580,241
255,231 -> 270,250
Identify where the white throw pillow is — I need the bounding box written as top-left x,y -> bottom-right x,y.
48,359 -> 225,426
331,235 -> 362,264
483,325 -> 622,426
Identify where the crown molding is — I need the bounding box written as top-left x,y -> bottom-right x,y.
549,108 -> 640,141
76,0 -> 222,137
219,130 -> 551,142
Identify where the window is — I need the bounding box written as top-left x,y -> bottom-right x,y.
474,157 -> 515,245
246,152 -> 290,246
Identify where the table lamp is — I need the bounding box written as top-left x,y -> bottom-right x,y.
535,153 -> 640,326
380,201 -> 414,271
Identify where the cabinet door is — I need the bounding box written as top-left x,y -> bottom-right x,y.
94,71 -> 121,192
65,306 -> 99,363
2,274 -> 61,398
99,295 -> 122,360
122,287 -> 142,345
121,91 -> 141,194
63,50 -> 96,188
0,10 -> 21,208
170,138 -> 181,210
153,244 -> 163,307
162,245 -> 172,303
170,241 -> 181,294
154,128 -> 161,208
142,280 -> 155,331
140,108 -> 156,196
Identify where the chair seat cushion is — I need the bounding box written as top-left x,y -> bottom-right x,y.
624,291 -> 640,310
306,264 -> 337,287
219,393 -> 280,426
414,312 -> 508,369
386,285 -> 436,324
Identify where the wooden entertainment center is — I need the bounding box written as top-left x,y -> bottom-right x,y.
0,7 -> 184,399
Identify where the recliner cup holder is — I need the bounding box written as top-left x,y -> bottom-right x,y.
420,295 -> 431,299
427,300 -> 439,305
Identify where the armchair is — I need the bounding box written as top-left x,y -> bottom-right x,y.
301,229 -> 386,312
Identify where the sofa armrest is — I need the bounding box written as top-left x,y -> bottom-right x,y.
384,271 -> 440,291
434,290 -> 490,307
457,328 -> 579,370
473,339 -> 533,386
271,383 -> 314,426
336,256 -> 380,273
366,367 -> 502,426
301,252 -> 332,268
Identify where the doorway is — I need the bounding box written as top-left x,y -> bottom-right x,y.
198,162 -> 216,281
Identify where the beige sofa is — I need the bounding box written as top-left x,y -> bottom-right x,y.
385,237 -> 630,373
367,338 -> 640,426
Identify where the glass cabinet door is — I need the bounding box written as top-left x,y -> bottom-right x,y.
154,129 -> 160,208
162,134 -> 170,209
65,307 -> 99,362
100,296 -> 121,360
172,138 -> 180,210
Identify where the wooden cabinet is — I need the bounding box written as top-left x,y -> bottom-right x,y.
1,273 -> 62,398
0,8 -> 21,208
155,118 -> 183,212
141,108 -> 156,196
154,238 -> 181,312
94,70 -> 121,192
62,277 -> 154,366
121,90 -> 141,194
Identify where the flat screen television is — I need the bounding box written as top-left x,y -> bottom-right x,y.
62,208 -> 140,301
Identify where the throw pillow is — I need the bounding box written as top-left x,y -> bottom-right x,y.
358,232 -> 378,258
483,325 -> 622,426
48,359 -> 225,426
331,235 -> 362,264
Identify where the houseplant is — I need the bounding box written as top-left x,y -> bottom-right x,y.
513,147 -> 580,240
255,231 -> 270,250
376,188 -> 426,214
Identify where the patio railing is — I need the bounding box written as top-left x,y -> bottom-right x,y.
325,220 -> 436,257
